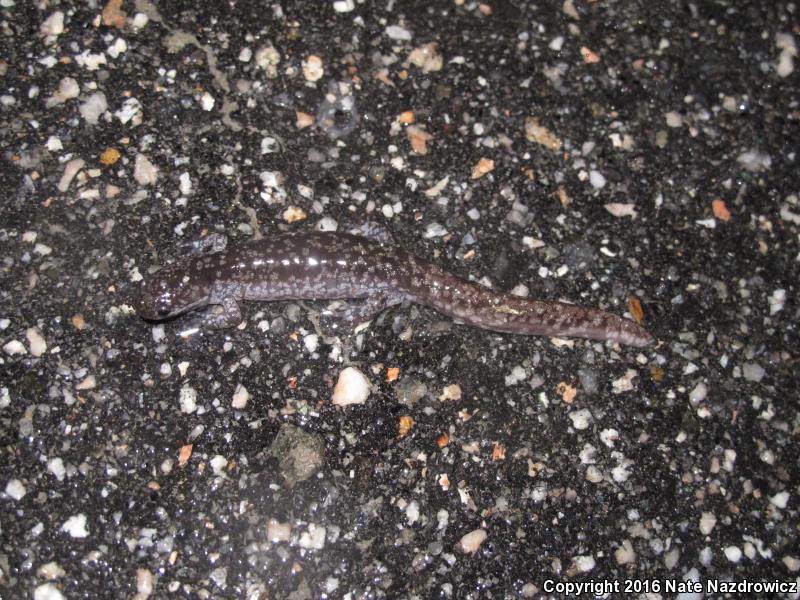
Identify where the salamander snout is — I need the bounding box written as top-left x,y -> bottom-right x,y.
134,260 -> 210,322
133,269 -> 185,321
134,276 -> 180,321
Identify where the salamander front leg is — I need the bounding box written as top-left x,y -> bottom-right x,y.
177,296 -> 243,339
180,233 -> 228,256
347,222 -> 397,246
205,296 -> 244,328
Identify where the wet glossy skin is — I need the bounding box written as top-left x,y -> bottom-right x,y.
135,231 -> 655,347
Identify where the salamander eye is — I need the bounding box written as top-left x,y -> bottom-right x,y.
157,306 -> 171,317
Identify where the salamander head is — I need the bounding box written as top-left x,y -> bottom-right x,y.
134,264 -> 207,321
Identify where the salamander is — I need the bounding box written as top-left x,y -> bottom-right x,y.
134,230 -> 654,347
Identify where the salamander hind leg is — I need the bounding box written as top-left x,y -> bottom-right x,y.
323,293 -> 404,330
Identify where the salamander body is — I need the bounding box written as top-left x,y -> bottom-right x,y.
135,231 -> 654,347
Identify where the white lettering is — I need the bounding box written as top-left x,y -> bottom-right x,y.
542,579 -> 622,596
667,580 -> 702,593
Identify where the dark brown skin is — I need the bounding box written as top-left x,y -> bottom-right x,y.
135,231 -> 654,347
